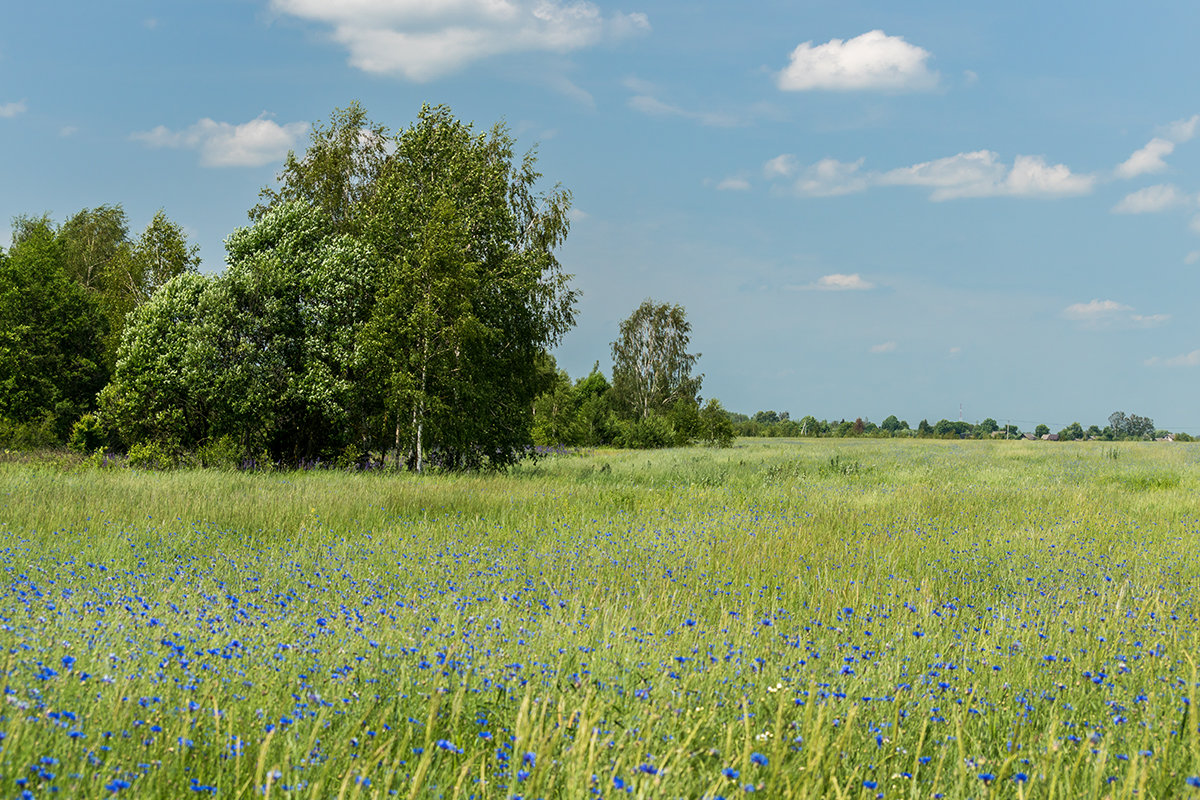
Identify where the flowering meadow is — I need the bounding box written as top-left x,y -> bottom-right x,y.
1,439 -> 1199,798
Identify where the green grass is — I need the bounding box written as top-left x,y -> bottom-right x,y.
0,439 -> 1198,798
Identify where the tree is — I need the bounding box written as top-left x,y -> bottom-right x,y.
1058,421 -> 1084,441
254,100 -> 390,236
1035,424 -> 1050,438
699,399 -> 734,447
978,418 -> 999,436
0,217 -> 107,441
611,300 -> 702,421
362,104 -> 576,470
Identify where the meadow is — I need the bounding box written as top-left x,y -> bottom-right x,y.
1,439 -> 1199,798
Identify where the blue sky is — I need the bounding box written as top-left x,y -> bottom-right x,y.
4,1 -> 1200,431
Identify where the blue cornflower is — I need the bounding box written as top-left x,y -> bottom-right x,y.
523,752 -> 536,766
434,739 -> 462,754
106,778 -> 132,791
863,780 -> 878,789
750,753 -> 768,766
1187,776 -> 1200,788
517,769 -> 530,782
1013,773 -> 1029,783
722,767 -> 739,779
979,772 -> 996,783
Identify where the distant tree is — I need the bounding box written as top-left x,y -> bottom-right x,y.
1108,411 -> 1128,438
611,299 -> 701,421
1058,421 -> 1085,441
1127,414 -> 1154,439
798,415 -> 820,436
978,418 -> 999,436
917,419 -> 932,437
753,410 -> 779,426
699,398 -> 735,447
852,417 -> 865,435
1085,424 -> 1102,439
880,414 -> 903,433
1035,424 -> 1050,438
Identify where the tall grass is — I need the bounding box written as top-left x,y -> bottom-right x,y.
0,439 -> 1197,797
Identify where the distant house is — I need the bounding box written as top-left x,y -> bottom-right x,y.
1041,433 -> 1060,441
1022,433 -> 1037,440
1156,434 -> 1175,442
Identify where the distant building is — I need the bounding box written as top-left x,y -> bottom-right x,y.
1041,433 -> 1060,441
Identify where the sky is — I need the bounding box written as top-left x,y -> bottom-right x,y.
4,0 -> 1200,432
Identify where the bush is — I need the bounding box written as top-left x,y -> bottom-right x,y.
68,413 -> 106,453
195,435 -> 243,470
614,415 -> 675,449
126,440 -> 182,470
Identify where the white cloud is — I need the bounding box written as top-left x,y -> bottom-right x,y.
878,150 -> 1007,199
1112,184 -> 1189,214
627,94 -> 740,127
870,341 -> 898,354
0,100 -> 27,118
132,114 -> 308,167
777,30 -> 938,92
715,176 -> 751,191
1131,313 -> 1171,327
1063,299 -> 1169,329
763,154 -> 798,179
1163,114 -> 1200,143
1115,115 -> 1200,179
1186,251 -> 1200,264
1146,349 -> 1200,367
769,150 -> 1092,201
271,0 -> 649,81
808,273 -> 875,291
1063,299 -> 1130,320
792,158 -> 868,197
1116,137 -> 1174,179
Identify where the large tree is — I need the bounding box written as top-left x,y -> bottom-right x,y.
610,299 -> 702,421
0,217 -> 108,440
361,104 -> 576,470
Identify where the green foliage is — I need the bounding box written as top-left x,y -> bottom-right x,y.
611,299 -> 701,421
613,414 -> 675,449
0,216 -> 108,441
700,398 -> 735,447
360,104 -> 577,470
125,439 -> 182,470
68,413 -> 106,453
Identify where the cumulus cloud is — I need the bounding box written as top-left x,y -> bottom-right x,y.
763,154 -> 799,179
132,114 -> 308,167
1063,299 -> 1131,320
715,176 -> 751,191
270,0 -> 650,81
1112,184 -> 1190,214
791,158 -> 869,197
1146,349 -> 1200,367
1063,299 -> 1169,329
768,150 -> 1092,201
1116,137 -> 1175,179
1116,114 -> 1200,178
0,100 -> 27,118
796,273 -> 876,291
870,341 -> 897,353
777,30 -> 938,91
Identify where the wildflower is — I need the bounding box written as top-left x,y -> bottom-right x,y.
722,767 -> 739,779
750,753 -> 768,766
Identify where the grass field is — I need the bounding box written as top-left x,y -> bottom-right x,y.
1,439 -> 1199,798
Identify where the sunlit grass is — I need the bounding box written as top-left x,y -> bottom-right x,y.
0,439 -> 1198,797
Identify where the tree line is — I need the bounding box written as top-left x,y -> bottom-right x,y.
732,410 -> 1185,441
0,103 -> 734,469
